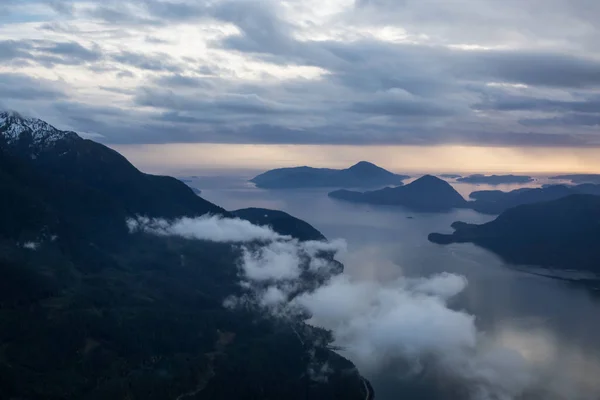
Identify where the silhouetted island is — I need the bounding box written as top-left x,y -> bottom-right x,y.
429,195 -> 600,272
328,175 -> 468,212
469,184 -> 600,214
250,161 -> 409,189
457,174 -> 534,184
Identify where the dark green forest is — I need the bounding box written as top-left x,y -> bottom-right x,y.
0,125 -> 369,399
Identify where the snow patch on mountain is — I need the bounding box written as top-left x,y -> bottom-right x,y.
0,111 -> 78,149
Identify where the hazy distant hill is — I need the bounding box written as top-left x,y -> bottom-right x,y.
250,161 -> 409,189
429,195 -> 600,272
550,174 -> 600,184
457,174 -> 534,184
329,175 -> 468,212
440,174 -> 462,179
469,184 -> 600,214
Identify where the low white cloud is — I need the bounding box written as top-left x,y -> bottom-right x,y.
293,274 -> 532,400
130,214 -> 537,399
22,241 -> 39,250
241,241 -> 302,281
409,271 -> 468,299
127,215 -> 289,242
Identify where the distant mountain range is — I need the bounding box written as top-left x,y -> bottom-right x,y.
250,161 -> 409,189
329,175 -> 468,212
0,111 -> 368,400
429,195 -> 600,272
457,174 -> 534,184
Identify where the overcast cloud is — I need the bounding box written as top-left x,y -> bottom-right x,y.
1,0 -> 600,146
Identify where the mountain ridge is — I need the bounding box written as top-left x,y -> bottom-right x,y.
0,111 -> 77,152
0,111 -> 370,400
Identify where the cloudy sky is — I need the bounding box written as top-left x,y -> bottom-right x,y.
2,0 -> 600,173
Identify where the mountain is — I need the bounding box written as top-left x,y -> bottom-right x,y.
550,174 -> 600,184
233,208 -> 326,242
0,110 -> 78,152
457,174 -> 534,184
469,183 -> 600,214
329,175 -> 468,212
250,161 -> 409,189
0,112 -> 369,400
429,195 -> 600,272
0,111 -> 223,220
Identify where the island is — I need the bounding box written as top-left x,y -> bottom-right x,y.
457,174 -> 534,184
328,175 -> 468,212
250,161 -> 409,189
429,194 -> 600,272
469,184 -> 600,214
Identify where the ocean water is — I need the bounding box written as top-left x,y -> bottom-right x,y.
196,175 -> 600,400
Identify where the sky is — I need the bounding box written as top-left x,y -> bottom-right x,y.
2,0 -> 600,173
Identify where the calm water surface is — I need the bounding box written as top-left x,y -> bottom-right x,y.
196,176 -> 600,400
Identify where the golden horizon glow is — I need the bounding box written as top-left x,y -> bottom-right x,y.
112,143 -> 600,176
